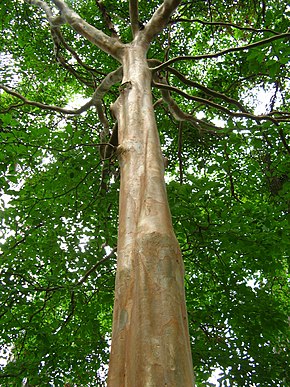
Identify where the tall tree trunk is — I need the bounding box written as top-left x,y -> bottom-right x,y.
107,43 -> 194,386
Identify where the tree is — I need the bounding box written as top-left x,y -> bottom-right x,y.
0,0 -> 289,385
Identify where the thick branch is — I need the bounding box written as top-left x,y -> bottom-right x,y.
25,2 -> 103,85
91,67 -> 123,102
28,0 -> 124,60
152,32 -> 290,71
51,0 -> 124,59
129,0 -> 139,38
141,0 -> 182,44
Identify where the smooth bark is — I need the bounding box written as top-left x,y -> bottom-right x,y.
107,43 -> 194,386
23,1 -> 195,385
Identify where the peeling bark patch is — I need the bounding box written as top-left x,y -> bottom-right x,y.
119,309 -> 128,330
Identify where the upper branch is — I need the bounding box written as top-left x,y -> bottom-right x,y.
152,32 -> 290,71
170,18 -> 281,35
129,0 -> 139,38
28,0 -> 124,60
140,0 -> 182,45
25,0 -> 57,21
95,0 -> 119,38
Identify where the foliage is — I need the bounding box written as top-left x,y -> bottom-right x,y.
0,0 -> 289,385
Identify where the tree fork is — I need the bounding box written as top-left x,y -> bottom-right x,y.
107,44 -> 194,386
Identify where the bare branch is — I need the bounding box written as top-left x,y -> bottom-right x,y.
50,27 -> 106,77
95,0 -> 119,38
178,122 -> 183,184
129,0 -> 139,38
77,247 -> 117,286
25,0 -> 58,22
150,59 -> 247,112
152,32 -> 290,71
0,67 -> 122,116
155,78 -> 223,132
140,0 -> 182,44
170,18 -> 281,35
25,2 -> 103,85
153,81 -> 289,124
0,84 -> 92,114
27,0 -> 124,60
91,67 -> 123,102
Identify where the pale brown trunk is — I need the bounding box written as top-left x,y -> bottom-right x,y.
107,43 -> 194,386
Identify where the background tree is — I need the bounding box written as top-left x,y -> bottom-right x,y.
0,0 -> 289,386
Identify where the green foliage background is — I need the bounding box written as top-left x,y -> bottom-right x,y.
0,0 -> 289,385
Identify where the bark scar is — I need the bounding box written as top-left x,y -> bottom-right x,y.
119,81 -> 132,92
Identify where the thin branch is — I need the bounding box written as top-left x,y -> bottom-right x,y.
224,72 -> 270,92
152,32 -> 290,71
0,84 -> 93,114
0,103 -> 26,113
178,122 -> 183,184
50,27 -> 106,76
56,55 -> 95,88
224,147 -> 243,203
129,0 -> 139,38
170,18 -> 281,35
25,0 -> 59,23
0,223 -> 44,258
24,2 -> 103,87
95,0 -> 119,38
38,161 -> 103,201
0,67 -> 122,116
77,248 -> 117,285
278,128 -> 290,154
153,82 -> 289,124
96,100 -> 110,141
150,60 -> 247,112
59,291 -> 76,329
154,76 -> 223,132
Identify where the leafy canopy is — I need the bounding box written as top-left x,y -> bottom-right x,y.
0,0 -> 289,386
